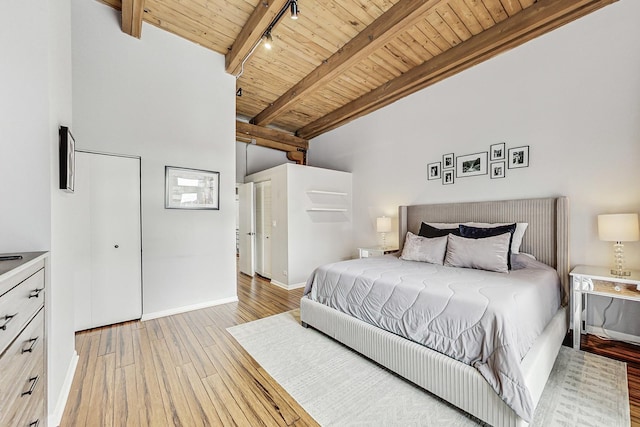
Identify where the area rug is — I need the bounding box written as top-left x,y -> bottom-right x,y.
227,310 -> 630,427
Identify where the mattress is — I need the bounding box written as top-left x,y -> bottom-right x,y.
304,254 -> 561,422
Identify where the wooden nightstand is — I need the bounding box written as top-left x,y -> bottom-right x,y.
358,247 -> 398,258
570,265 -> 640,350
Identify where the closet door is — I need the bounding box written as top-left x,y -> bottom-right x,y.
238,182 -> 255,277
255,181 -> 272,278
74,152 -> 142,331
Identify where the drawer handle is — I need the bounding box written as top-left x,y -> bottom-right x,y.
22,337 -> 39,354
29,288 -> 44,299
21,375 -> 39,396
28,420 -> 40,427
0,313 -> 17,330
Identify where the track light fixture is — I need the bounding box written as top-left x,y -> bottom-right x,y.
261,0 -> 300,49
264,31 -> 273,49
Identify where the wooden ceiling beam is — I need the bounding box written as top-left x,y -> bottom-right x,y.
226,0 -> 290,76
121,0 -> 145,38
236,121 -> 308,152
298,0 -> 617,140
250,0 -> 447,127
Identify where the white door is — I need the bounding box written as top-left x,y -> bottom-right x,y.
255,181 -> 272,278
74,152 -> 142,330
238,182 -> 255,277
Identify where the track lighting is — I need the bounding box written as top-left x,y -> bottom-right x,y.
290,0 -> 299,20
264,31 -> 273,49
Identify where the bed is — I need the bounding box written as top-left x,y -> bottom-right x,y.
300,197 -> 569,427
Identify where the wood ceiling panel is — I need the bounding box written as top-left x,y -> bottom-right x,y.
462,0 -> 496,30
448,0 -> 485,35
101,0 -> 618,145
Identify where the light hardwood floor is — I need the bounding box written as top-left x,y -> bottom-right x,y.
60,272 -> 318,426
62,270 -> 640,426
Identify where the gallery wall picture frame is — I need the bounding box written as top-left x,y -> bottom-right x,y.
165,166 -> 220,210
490,161 -> 506,179
456,152 -> 488,178
508,146 -> 529,169
59,125 -> 75,193
442,169 -> 454,185
427,161 -> 442,180
490,142 -> 505,161
442,153 -> 454,169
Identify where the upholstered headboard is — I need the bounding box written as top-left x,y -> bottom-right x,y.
398,197 -> 570,304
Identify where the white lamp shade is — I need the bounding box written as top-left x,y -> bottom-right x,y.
598,213 -> 640,242
376,216 -> 392,233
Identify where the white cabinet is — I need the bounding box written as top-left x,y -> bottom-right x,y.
0,252 -> 47,427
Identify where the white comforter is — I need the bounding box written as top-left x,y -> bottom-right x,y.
304,254 -> 561,422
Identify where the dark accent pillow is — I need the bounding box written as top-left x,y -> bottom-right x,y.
418,222 -> 461,238
459,223 -> 517,269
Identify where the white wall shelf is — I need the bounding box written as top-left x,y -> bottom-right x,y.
306,190 -> 348,196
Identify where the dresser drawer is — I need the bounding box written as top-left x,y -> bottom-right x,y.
0,309 -> 44,426
0,257 -> 45,298
0,269 -> 45,355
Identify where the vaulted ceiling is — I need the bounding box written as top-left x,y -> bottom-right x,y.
101,0 -> 616,154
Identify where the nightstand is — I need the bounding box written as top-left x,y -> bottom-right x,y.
358,247 -> 398,258
570,265 -> 640,350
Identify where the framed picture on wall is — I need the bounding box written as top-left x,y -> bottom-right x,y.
442,169 -> 454,185
456,152 -> 488,178
508,146 -> 529,169
442,153 -> 454,169
165,166 -> 220,210
490,162 -> 505,179
490,143 -> 505,161
427,162 -> 441,180
59,125 -> 75,193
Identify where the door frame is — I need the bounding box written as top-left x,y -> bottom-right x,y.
77,149 -> 144,315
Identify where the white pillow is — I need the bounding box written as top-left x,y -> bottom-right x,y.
426,222 -> 528,254
400,232 -> 448,265
444,233 -> 511,273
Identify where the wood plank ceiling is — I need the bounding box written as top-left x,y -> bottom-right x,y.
102,0 -> 617,153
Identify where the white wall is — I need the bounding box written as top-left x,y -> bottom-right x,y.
0,1 -> 51,252
48,0 -> 78,423
246,164 -> 352,287
1,0 -> 77,423
310,1 -> 640,335
236,142 -> 292,183
71,0 -> 237,316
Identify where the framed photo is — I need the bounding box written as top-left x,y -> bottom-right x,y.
59,125 -> 75,193
165,166 -> 220,210
442,169 -> 454,185
442,153 -> 454,169
508,146 -> 529,169
427,162 -> 441,180
490,161 -> 505,179
490,142 -> 505,161
456,152 -> 488,178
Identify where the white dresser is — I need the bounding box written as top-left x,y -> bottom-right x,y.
0,252 -> 48,427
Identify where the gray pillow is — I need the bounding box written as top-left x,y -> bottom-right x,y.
400,232 -> 448,265
444,233 -> 511,273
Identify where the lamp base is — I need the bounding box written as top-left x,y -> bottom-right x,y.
611,269 -> 631,277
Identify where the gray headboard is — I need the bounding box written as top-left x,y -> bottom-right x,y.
398,197 -> 570,304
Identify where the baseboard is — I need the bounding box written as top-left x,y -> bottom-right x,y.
586,325 -> 640,345
271,279 -> 306,290
49,350 -> 79,427
140,296 -> 239,321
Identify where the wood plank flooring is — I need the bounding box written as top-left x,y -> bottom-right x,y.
61,270 -> 640,426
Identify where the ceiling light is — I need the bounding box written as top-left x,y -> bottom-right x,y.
290,0 -> 299,20
264,31 -> 273,49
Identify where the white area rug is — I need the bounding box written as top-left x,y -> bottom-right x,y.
227,310 -> 630,427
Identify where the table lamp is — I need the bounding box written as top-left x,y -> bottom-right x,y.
376,216 -> 392,249
598,213 -> 639,276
